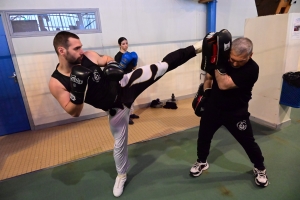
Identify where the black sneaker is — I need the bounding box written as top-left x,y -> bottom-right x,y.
253,168 -> 269,187
190,161 -> 209,177
129,118 -> 134,125
130,114 -> 139,119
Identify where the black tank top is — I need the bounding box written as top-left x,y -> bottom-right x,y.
51,55 -> 122,111
51,64 -> 71,92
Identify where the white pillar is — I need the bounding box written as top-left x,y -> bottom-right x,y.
244,13 -> 300,129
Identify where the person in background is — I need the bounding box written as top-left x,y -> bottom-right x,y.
115,37 -> 139,125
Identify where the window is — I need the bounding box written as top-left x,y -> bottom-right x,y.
5,9 -> 101,37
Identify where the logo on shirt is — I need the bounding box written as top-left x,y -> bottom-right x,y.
237,120 -> 247,131
92,70 -> 101,82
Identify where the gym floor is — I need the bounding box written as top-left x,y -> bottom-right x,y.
0,98 -> 300,200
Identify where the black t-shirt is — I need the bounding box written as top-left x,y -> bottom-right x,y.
114,51 -> 135,74
51,55 -> 121,111
208,58 -> 259,111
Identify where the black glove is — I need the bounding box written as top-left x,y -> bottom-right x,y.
70,65 -> 92,104
192,83 -> 211,117
103,61 -> 124,81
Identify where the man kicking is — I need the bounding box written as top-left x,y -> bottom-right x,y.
49,31 -> 203,197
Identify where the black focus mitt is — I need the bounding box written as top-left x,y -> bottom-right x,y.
201,29 -> 232,74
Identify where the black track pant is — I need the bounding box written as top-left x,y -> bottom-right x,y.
197,102 -> 265,169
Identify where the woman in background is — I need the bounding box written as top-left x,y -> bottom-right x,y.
115,37 -> 139,125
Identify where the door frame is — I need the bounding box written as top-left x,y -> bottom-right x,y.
0,11 -> 34,130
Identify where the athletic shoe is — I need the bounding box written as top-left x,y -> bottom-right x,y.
129,118 -> 134,125
253,168 -> 269,187
113,174 -> 127,197
130,114 -> 140,119
190,161 -> 209,177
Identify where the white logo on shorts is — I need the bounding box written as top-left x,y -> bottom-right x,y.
237,120 -> 247,131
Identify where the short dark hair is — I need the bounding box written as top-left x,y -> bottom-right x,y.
53,31 -> 79,55
232,37 -> 253,56
118,37 -> 127,45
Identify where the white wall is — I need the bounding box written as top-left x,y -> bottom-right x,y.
289,1 -> 300,14
216,0 -> 258,37
245,13 -> 300,128
289,1 -> 300,70
0,0 -> 259,128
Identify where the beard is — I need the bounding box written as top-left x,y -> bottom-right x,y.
65,52 -> 82,65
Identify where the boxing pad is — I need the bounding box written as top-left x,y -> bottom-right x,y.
119,52 -> 133,69
201,29 -> 232,74
130,51 -> 138,67
103,61 -> 124,81
70,65 -> 92,104
192,83 -> 211,117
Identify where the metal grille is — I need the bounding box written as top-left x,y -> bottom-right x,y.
9,12 -> 97,33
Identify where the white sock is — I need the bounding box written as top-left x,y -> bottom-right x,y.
117,173 -> 126,178
193,40 -> 203,54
